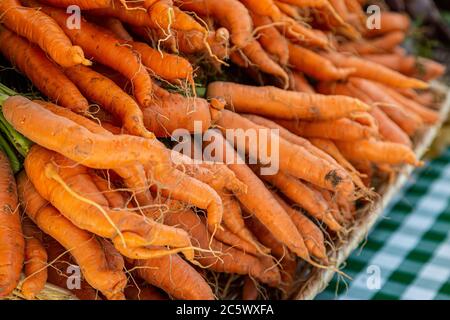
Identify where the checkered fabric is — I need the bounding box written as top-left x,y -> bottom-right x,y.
317,148 -> 450,300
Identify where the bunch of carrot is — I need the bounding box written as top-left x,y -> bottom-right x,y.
0,0 -> 446,300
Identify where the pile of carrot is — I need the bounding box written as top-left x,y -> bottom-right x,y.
0,0 -> 446,300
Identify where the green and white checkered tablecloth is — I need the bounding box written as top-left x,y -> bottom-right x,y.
317,148 -> 450,300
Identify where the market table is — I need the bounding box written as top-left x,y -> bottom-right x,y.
317,148 -> 450,300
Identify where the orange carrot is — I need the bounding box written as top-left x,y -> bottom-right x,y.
215,111 -> 355,196
89,0 -> 153,28
164,209 -> 281,286
317,80 -> 412,147
23,145 -> 193,260
361,53 -> 416,75
323,51 -> 429,89
257,169 -> 342,232
241,114 -> 338,165
0,0 -> 90,67
288,43 -> 355,81
32,3 -> 153,107
380,84 -> 439,124
339,31 -> 405,54
124,284 -> 167,300
3,96 -> 171,169
205,130 -> 310,260
366,12 -> 411,37
207,81 -> 370,120
44,238 -> 102,300
0,150 -> 24,298
289,72 -> 315,93
17,172 -> 128,299
242,276 -> 259,300
39,0 -> 111,9
143,85 -> 214,137
275,117 -> 378,141
100,17 -> 134,41
274,193 -> 327,261
0,27 -> 89,113
251,13 -> 289,65
176,0 -> 253,48
31,100 -> 154,211
134,252 -> 215,300
21,220 -> 48,300
335,139 -> 421,166
308,138 -> 367,191
239,40 -> 290,87
64,65 -> 152,138
349,78 -> 424,135
131,41 -> 194,83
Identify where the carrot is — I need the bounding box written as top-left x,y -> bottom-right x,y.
39,0 -> 111,9
242,276 -> 258,300
17,172 -> 128,299
124,284 -> 167,300
339,31 -> 406,54
170,154 -> 263,251
241,114 -> 338,165
89,0 -> 153,28
2,96 -> 172,169
31,3 -> 153,107
207,81 -> 370,120
335,139 -> 421,166
0,149 -> 24,298
380,84 -> 439,124
131,41 -> 194,83
147,163 -> 224,228
308,138 -> 367,191
89,174 -> 127,209
20,220 -> 48,300
142,85 -> 214,137
44,238 -> 102,300
236,40 -> 290,87
63,65 -> 152,138
244,214 -> 288,259
413,57 -> 446,81
366,12 -> 411,37
216,111 -> 355,196
317,80 -> 412,147
171,28 -> 230,59
289,72 -> 315,93
0,0 -> 90,67
257,169 -> 342,232
0,28 -> 89,113
277,14 -> 330,48
274,193 -> 327,261
349,78 -> 424,135
322,51 -> 429,89
204,130 -> 310,260
275,117 -> 378,141
164,209 -> 281,286
100,17 -> 134,41
243,212 -> 298,293
210,225 -> 261,256
291,0 -> 359,39
288,43 -> 355,81
361,53 -> 416,75
23,145 -> 194,260
176,0 -> 253,48
251,13 -> 289,65
396,88 -> 435,108
30,100 -> 154,211
275,1 -> 300,20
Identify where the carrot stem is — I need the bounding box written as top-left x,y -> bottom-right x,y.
0,133 -> 21,173
0,84 -> 34,157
